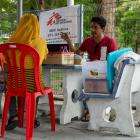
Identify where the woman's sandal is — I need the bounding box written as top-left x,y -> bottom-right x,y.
6,115 -> 18,130
34,119 -> 40,128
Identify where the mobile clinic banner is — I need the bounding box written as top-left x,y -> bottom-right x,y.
39,5 -> 83,44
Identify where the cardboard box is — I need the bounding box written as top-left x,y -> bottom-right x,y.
45,52 -> 74,65
84,79 -> 108,93
82,61 -> 107,79
82,61 -> 108,93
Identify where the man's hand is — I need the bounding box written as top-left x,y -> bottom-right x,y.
60,32 -> 70,43
60,32 -> 79,53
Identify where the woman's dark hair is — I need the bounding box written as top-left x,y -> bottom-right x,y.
91,16 -> 106,29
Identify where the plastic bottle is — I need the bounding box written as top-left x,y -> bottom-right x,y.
100,46 -> 107,61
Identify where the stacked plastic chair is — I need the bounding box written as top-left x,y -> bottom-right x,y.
0,43 -> 56,140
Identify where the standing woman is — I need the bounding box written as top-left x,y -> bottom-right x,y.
6,13 -> 48,130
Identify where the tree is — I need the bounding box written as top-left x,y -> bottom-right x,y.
0,0 -> 17,32
115,0 -> 140,51
0,0 -> 17,42
100,0 -> 116,37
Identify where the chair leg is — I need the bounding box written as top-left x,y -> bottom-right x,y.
17,97 -> 25,128
1,95 -> 11,137
25,93 -> 36,140
48,92 -> 56,131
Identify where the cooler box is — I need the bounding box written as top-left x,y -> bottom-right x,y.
82,61 -> 108,93
45,52 -> 74,65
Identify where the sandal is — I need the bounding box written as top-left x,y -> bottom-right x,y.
6,115 -> 18,130
81,110 -> 90,122
34,119 -> 40,128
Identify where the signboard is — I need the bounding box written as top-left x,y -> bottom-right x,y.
39,5 -> 83,44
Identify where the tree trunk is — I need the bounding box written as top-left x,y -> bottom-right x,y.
100,0 -> 116,37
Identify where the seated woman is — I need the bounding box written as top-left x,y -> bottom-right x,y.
6,13 -> 48,130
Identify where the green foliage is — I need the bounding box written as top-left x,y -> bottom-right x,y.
0,0 -> 17,43
45,0 -> 67,9
23,0 -> 39,13
0,0 -> 16,13
116,0 -> 140,50
75,0 -> 97,37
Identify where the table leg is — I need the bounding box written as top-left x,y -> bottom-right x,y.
60,70 -> 82,124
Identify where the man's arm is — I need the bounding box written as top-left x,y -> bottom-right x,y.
108,38 -> 118,52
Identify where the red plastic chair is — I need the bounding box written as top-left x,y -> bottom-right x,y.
0,43 -> 56,140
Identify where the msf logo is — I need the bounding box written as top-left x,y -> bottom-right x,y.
47,12 -> 62,27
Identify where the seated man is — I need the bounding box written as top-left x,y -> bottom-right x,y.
60,16 -> 118,121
